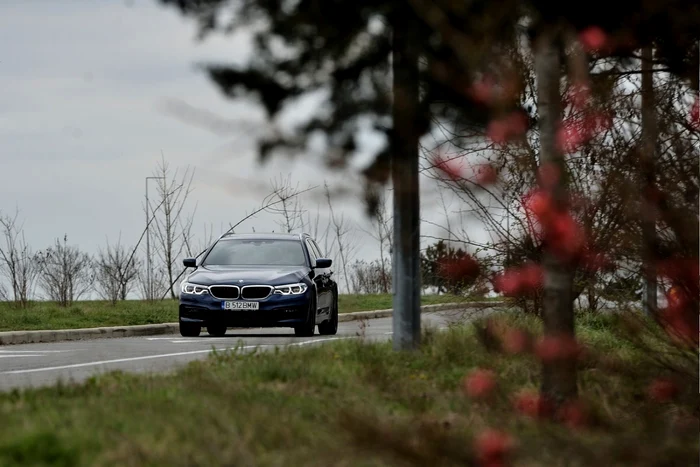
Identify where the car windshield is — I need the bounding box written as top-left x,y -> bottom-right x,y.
202,239 -> 307,267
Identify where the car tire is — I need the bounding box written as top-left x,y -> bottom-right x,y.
179,321 -> 201,337
207,324 -> 227,337
294,298 -> 316,337
317,293 -> 338,336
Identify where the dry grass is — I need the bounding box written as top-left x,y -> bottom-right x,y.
0,312 -> 696,466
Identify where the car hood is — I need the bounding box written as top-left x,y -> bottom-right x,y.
185,265 -> 311,286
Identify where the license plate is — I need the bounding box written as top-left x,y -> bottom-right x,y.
222,301 -> 259,310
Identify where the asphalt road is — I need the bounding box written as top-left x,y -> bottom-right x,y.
0,310 -> 484,392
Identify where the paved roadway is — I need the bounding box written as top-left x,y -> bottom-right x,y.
0,310 -> 483,392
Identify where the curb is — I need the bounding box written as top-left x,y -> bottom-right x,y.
0,301 -> 504,346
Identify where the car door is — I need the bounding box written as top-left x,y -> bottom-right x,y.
305,239 -> 332,316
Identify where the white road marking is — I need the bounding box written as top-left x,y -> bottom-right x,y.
0,337 -> 358,375
0,350 -> 80,354
0,354 -> 45,358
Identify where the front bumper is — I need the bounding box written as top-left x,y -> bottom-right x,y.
179,290 -> 310,327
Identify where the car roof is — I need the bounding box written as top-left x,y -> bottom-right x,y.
219,232 -> 308,241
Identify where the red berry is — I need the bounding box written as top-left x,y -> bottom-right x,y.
579,27 -> 607,52
513,390 -> 553,419
474,429 -> 515,466
690,96 -> 700,128
556,400 -> 589,429
463,369 -> 497,399
523,189 -> 553,221
432,154 -> 462,181
474,163 -> 498,185
647,378 -> 679,403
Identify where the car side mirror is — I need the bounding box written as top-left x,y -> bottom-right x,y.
183,258 -> 197,268
315,258 -> 332,268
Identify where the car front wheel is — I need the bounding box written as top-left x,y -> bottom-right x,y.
294,298 -> 316,337
317,294 -> 338,336
207,324 -> 227,337
179,321 -> 201,337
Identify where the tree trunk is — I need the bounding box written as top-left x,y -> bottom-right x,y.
641,47 -> 658,316
534,27 -> 578,403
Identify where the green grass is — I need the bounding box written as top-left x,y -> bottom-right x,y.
0,300 -> 178,332
337,293 -> 487,314
0,294 -> 489,332
0,314 -> 695,466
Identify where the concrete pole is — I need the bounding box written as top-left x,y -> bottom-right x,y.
391,5 -> 421,351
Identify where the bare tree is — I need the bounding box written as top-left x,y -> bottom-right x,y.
94,234 -> 141,304
0,209 -> 39,307
36,235 -> 94,307
323,183 -> 357,292
265,174 -> 310,233
360,189 -> 393,293
640,46 -> 658,315
149,155 -> 196,299
349,259 -> 392,294
137,263 -> 169,301
160,183 -> 320,299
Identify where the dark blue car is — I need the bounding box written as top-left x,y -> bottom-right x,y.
178,232 -> 338,337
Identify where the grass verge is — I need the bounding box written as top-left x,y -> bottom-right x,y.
0,294 -> 487,332
0,313 -> 696,466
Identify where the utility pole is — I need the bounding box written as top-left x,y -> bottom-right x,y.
145,176 -> 165,300
391,4 -> 421,350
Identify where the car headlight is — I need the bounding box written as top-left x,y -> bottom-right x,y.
180,281 -> 210,295
273,283 -> 308,295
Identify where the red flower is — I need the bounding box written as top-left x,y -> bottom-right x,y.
493,263 -> 543,298
660,309 -> 699,346
579,26 -> 607,52
534,335 -> 583,363
647,378 -> 679,403
487,112 -> 528,145
557,112 -> 612,153
493,270 -> 521,296
502,328 -> 531,355
474,429 -> 515,467
557,120 -> 586,153
463,368 -> 497,399
474,163 -> 498,185
690,96 -> 700,129
523,189 -> 554,222
432,154 -> 462,181
556,400 -> 589,429
547,213 -> 585,258
513,390 -> 554,419
519,262 -> 544,290
469,76 -> 496,104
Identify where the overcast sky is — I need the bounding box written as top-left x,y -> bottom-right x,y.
0,0 -> 493,296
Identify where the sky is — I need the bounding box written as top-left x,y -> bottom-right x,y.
0,0 -> 492,295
